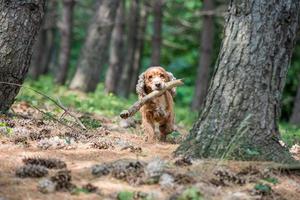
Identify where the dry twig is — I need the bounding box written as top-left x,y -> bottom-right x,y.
0,81 -> 86,130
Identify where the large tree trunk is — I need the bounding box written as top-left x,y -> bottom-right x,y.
29,0 -> 57,79
70,0 -> 119,92
150,0 -> 163,66
105,0 -> 126,94
118,0 -> 140,97
55,0 -> 75,85
0,0 -> 45,112
129,2 -> 149,93
191,0 -> 215,110
177,0 -> 300,163
290,82 -> 300,125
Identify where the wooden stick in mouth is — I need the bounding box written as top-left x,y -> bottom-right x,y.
120,79 -> 184,119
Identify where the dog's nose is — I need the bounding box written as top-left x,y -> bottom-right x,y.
155,83 -> 161,88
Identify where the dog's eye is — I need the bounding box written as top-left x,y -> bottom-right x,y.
148,75 -> 152,79
160,74 -> 165,78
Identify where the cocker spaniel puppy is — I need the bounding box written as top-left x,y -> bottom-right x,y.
136,66 -> 176,141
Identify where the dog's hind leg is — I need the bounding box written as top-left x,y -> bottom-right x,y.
159,122 -> 174,141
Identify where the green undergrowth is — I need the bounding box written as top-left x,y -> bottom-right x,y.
279,123 -> 300,147
15,76 -> 300,147
16,76 -> 197,128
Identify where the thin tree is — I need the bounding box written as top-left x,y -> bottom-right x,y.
70,0 -> 120,92
177,0 -> 300,163
151,0 -> 163,66
105,0 -> 126,94
0,0 -> 45,112
30,0 -> 57,79
191,0 -> 215,110
129,2 -> 149,92
118,0 -> 140,97
55,0 -> 75,85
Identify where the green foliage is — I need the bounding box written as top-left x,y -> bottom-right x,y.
279,123 -> 300,147
245,148 -> 260,157
117,191 -> 134,200
177,187 -> 204,200
0,122 -> 13,136
79,115 -> 102,129
17,76 -> 197,127
262,177 -> 279,185
71,187 -> 91,195
254,183 -> 272,195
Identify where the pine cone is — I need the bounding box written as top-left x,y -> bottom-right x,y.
23,157 -> 67,169
91,164 -> 111,177
51,170 -> 75,191
91,141 -> 112,149
214,170 -> 246,185
16,164 -> 48,178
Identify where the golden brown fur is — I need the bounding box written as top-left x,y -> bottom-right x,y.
136,66 -> 176,141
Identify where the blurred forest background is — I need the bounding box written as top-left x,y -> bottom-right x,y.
20,0 -> 300,134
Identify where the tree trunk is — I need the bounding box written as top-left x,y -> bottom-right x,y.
129,2 -> 149,93
290,81 -> 300,125
177,0 -> 300,163
0,0 -> 45,112
151,0 -> 163,66
191,0 -> 215,110
55,0 -> 75,85
118,0 -> 140,97
29,0 -> 57,79
70,0 -> 119,92
105,0 -> 125,94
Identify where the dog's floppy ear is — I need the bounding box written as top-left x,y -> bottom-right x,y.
167,72 -> 177,98
136,72 -> 147,98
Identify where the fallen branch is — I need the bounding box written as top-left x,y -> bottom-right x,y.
0,81 -> 86,130
120,79 -> 184,119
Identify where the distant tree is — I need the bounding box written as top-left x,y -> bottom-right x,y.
129,2 -> 149,92
151,0 -> 164,66
70,0 -> 119,92
118,0 -> 140,97
290,82 -> 300,124
177,0 -> 300,163
29,0 -> 57,79
0,0 -> 45,112
191,0 -> 215,110
105,0 -> 126,94
55,0 -> 75,85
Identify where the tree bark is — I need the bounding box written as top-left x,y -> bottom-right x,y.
151,0 -> 163,66
129,2 -> 149,93
55,0 -> 75,85
118,0 -> 140,97
29,0 -> 57,79
177,0 -> 300,163
290,81 -> 300,125
70,0 -> 119,92
105,0 -> 125,94
191,0 -> 215,110
0,0 -> 45,112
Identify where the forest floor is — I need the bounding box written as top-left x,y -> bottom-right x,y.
0,101 -> 300,200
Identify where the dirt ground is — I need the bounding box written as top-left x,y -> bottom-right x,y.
0,102 -> 299,200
